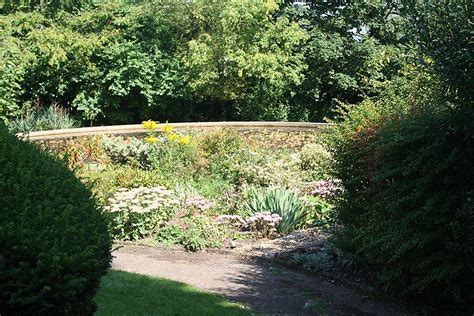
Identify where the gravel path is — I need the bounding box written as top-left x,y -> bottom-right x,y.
112,245 -> 410,315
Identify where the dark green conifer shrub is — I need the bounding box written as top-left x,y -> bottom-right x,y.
0,124 -> 112,315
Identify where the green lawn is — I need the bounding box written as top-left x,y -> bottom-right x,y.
95,270 -> 252,316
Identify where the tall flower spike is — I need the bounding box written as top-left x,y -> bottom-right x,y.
144,136 -> 158,143
142,120 -> 158,130
161,121 -> 174,134
178,135 -> 190,145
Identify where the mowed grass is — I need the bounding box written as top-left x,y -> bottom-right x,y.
95,270 -> 252,316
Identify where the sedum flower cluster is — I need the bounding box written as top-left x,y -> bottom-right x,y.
215,215 -> 247,229
185,196 -> 214,211
309,179 -> 342,199
248,212 -> 282,238
105,187 -> 179,213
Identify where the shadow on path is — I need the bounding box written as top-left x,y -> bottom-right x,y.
112,245 -> 410,315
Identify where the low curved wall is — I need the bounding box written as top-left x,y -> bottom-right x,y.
23,121 -> 329,141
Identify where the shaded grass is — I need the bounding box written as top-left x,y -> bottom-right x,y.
95,270 -> 252,316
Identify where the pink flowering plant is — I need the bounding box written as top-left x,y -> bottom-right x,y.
310,179 -> 343,200
248,211 -> 282,238
185,196 -> 214,212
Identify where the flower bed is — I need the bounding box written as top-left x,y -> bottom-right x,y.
44,121 -> 338,251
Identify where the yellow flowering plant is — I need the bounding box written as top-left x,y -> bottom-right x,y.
144,136 -> 158,143
178,135 -> 190,145
167,133 -> 179,142
160,122 -> 174,134
141,120 -> 160,143
141,119 -> 191,146
160,121 -> 191,146
142,120 -> 158,131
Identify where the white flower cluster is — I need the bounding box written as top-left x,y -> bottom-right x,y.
248,212 -> 282,225
248,212 -> 282,237
184,196 -> 214,211
215,215 -> 247,228
105,187 -> 179,213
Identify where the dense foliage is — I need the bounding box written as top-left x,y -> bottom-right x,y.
0,0 -> 409,126
0,123 -> 112,314
48,127 -> 334,251
282,1 -> 408,119
327,1 -> 473,310
328,89 -> 474,309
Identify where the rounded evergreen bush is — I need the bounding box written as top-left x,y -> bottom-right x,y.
0,124 -> 112,315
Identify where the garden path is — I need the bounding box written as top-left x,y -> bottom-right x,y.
112,245 -> 410,315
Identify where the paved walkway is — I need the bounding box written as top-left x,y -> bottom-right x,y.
112,245 -> 410,315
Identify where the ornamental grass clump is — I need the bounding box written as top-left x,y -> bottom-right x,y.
246,187 -> 307,234
9,104 -> 77,134
0,123 -> 112,315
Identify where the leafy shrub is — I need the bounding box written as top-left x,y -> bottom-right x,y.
107,207 -> 175,241
187,176 -> 234,205
290,252 -> 333,272
245,186 -> 307,234
302,196 -> 335,228
9,104 -> 77,134
240,130 -> 319,149
213,186 -> 249,216
103,136 -> 158,170
77,165 -> 169,205
328,82 -> 474,308
196,128 -> 250,182
203,141 -> 303,188
298,143 -> 332,180
156,216 -> 225,251
198,128 -> 244,159
0,123 -> 111,314
235,148 -> 302,187
152,138 -> 199,182
58,136 -> 108,169
131,122 -> 200,181
156,225 -> 186,246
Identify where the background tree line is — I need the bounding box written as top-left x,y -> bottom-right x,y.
1,0 -> 409,125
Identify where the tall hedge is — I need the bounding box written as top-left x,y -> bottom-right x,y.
327,86 -> 474,310
0,124 -> 112,315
